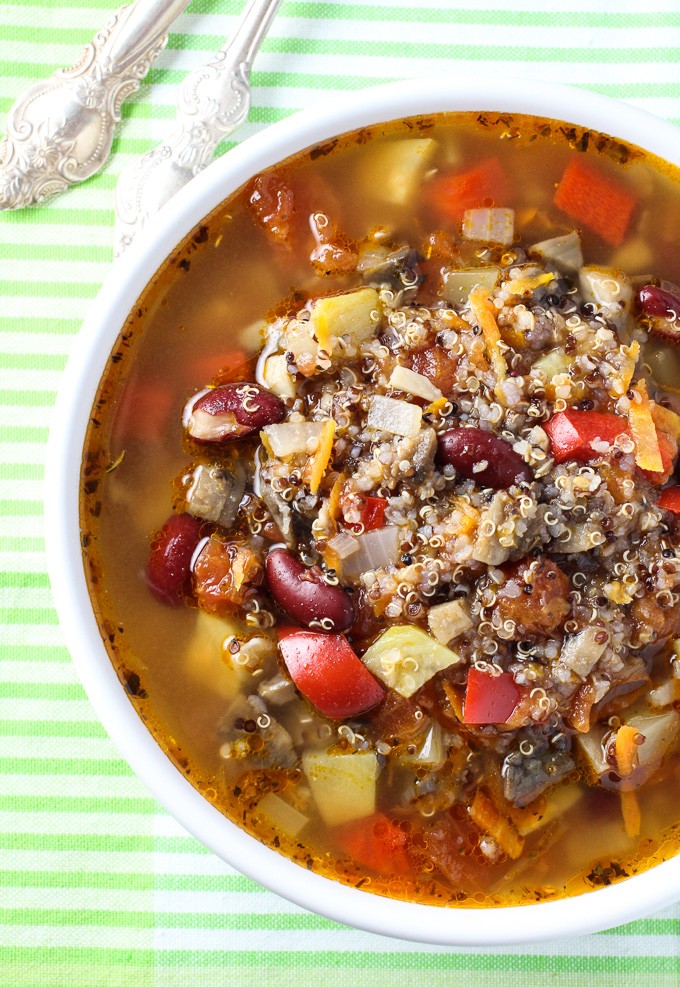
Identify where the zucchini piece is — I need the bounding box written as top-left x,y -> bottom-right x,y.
302,749 -> 379,825
441,266 -> 500,307
356,138 -> 438,206
310,287 -> 379,350
360,625 -> 462,698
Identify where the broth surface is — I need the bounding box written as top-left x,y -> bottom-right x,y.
82,112 -> 680,907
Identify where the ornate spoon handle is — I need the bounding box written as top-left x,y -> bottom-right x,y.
0,0 -> 192,211
114,0 -> 281,255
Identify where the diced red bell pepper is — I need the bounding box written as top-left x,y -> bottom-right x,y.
554,156 -> 637,247
641,430 -> 677,485
463,667 -> 522,725
333,812 -> 411,875
544,409 -> 628,464
424,157 -> 509,222
361,496 -> 387,531
658,486 -> 680,514
278,629 -> 385,719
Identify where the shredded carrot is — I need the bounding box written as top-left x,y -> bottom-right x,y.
614,340 -> 640,398
620,789 -> 642,839
469,789 -> 525,860
615,724 -> 641,778
468,284 -> 507,395
306,419 -> 336,495
651,401 -> 680,440
554,156 -> 637,247
505,272 -> 555,295
628,380 -> 663,472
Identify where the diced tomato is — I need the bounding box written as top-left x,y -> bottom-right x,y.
641,430 -> 677,485
278,629 -> 385,719
544,409 -> 629,464
248,172 -> 296,243
424,158 -> 509,223
114,380 -> 172,444
658,486 -> 680,514
334,812 -> 411,875
554,157 -> 637,247
361,496 -> 387,531
463,667 -> 522,725
190,348 -> 255,387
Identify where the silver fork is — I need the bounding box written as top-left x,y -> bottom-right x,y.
114,0 -> 281,255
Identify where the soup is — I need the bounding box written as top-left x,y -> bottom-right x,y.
81,111 -> 680,907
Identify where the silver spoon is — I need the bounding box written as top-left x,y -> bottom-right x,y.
114,0 -> 281,255
0,0 -> 192,211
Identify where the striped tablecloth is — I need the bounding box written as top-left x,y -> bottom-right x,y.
2,1 -> 680,983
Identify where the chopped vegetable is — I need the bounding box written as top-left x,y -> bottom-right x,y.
544,409 -> 628,463
278,629 -> 385,719
185,463 -> 245,529
463,667 -> 522,725
310,287 -> 379,350
441,266 -> 500,306
640,429 -> 676,485
469,789 -> 524,860
650,401 -> 680,440
530,231 -> 583,272
658,486 -> 680,514
356,138 -> 438,206
262,353 -> 296,399
261,420 -> 327,458
424,157 -> 509,222
333,812 -> 411,874
339,525 -> 401,580
620,789 -> 641,839
462,207 -> 514,246
360,624 -> 463,699
306,419 -> 336,495
558,626 -> 610,679
579,266 -> 633,328
359,496 -> 387,532
302,749 -> 379,825
628,381 -> 663,473
257,792 -> 309,838
367,394 -> 423,437
388,364 -> 443,403
468,284 -> 507,391
427,599 -> 473,645
614,724 -> 642,778
554,156 -> 637,246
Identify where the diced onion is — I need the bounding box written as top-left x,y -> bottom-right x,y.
262,421 -> 325,458
367,394 -> 422,437
257,792 -> 308,838
462,208 -> 514,246
558,627 -> 610,678
579,266 -> 632,328
389,365 -> 443,402
327,530 -> 360,560
340,526 -> 401,579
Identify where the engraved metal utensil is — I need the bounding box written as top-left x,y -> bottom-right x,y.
114,0 -> 281,255
0,0 -> 192,211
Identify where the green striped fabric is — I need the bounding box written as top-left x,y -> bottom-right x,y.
2,1 -> 680,983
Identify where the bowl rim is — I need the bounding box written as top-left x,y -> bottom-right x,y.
45,75 -> 680,946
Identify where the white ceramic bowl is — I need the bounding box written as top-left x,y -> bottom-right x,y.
45,77 -> 680,945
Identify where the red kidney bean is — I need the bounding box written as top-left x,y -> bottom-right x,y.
437,427 -> 533,488
638,284 -> 680,342
638,284 -> 680,321
185,382 -> 285,444
265,548 -> 354,632
147,513 -> 203,606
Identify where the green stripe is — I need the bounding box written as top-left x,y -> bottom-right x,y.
0,949 -> 677,972
0,205 -> 113,225
0,609 -> 59,626
0,757 -> 131,777
0,426 -> 48,443
0,908 -> 341,930
0,462 -> 45,479
0,870 -> 259,892
1,318 -> 80,335
0,793 -> 154,812
1,572 -> 50,588
0,682 -> 85,701
0,645 -> 66,661
0,354 -> 66,371
0,501 -> 44,517
0,536 -> 46,552
1,280 -> 99,299
0,832 -> 202,853
0,721 -> 106,739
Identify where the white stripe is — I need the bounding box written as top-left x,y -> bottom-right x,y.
0,625 -> 66,648
1,297 -> 92,322
0,481 -> 45,502
1,407 -> 56,429
6,887 -> 154,913
0,552 -> 47,570
6,260 -> 111,284
0,661 -> 79,685
0,848 -> 156,873
0,926 -> 153,949
0,586 -> 58,609
0,810 -> 155,835
0,371 -> 64,392
5,773 -> 149,799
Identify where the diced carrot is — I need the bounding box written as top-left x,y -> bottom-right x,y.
190,348 -> 254,386
641,430 -> 677,485
554,156 -> 637,247
333,812 -> 411,874
651,401 -> 680,441
424,158 -> 510,223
